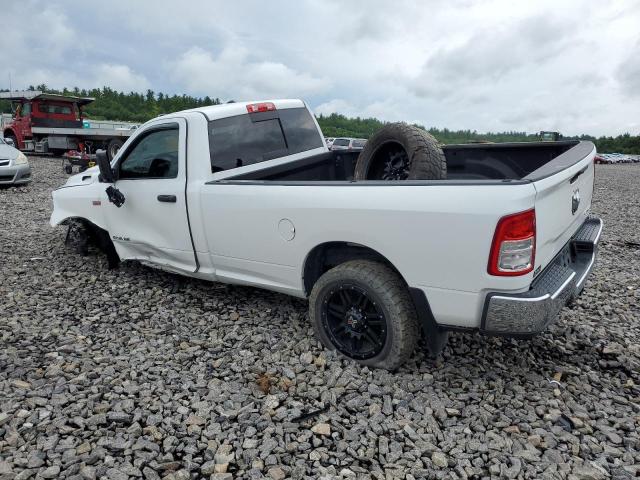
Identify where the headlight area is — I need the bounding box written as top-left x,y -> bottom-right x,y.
13,152 -> 29,166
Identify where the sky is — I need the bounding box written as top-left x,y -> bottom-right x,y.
2,0 -> 639,136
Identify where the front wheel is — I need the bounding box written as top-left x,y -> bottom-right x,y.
309,260 -> 419,370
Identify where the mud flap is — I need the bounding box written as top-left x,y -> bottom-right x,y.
408,287 -> 450,358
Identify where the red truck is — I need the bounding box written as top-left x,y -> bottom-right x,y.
1,91 -> 135,160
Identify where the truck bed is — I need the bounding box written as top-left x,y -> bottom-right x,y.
227,140 -> 582,183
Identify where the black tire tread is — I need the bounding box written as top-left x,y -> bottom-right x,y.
354,122 -> 446,180
309,259 -> 419,370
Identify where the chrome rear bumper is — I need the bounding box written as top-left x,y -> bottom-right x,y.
481,216 -> 603,337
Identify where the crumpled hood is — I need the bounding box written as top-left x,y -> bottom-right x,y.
63,166 -> 100,186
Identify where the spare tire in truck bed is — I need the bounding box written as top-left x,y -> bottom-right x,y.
354,123 -> 447,180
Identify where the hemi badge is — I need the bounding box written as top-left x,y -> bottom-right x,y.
92,200 -> 101,206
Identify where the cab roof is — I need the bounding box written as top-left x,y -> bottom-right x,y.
179,99 -> 306,121
0,90 -> 94,106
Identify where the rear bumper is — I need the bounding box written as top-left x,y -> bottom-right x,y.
0,164 -> 32,184
480,216 -> 603,337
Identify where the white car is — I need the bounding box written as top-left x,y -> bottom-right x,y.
0,137 -> 31,185
51,99 -> 602,369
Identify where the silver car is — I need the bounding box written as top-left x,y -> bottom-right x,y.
0,137 -> 31,185
330,137 -> 367,152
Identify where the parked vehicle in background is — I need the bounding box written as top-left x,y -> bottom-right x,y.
51,99 -> 602,370
0,136 -> 31,185
331,137 -> 367,151
597,153 -> 640,164
1,91 -> 136,161
538,131 -> 562,141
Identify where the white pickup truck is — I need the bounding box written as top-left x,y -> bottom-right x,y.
51,99 -> 603,370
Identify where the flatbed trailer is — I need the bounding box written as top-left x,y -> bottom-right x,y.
1,91 -> 136,160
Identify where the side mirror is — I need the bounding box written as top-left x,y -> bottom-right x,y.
4,137 -> 15,147
96,149 -> 115,183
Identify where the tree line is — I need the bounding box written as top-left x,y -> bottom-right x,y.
1,85 -> 638,153
0,85 -> 221,123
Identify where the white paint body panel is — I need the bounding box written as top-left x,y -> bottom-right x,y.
50,100 -> 593,330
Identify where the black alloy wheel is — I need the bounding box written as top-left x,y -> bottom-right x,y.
381,145 -> 411,180
321,283 -> 387,360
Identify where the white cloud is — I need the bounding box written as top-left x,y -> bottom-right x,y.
2,0 -> 640,136
168,46 -> 329,100
314,99 -> 356,117
91,64 -> 150,92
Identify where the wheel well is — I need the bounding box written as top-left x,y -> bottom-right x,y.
62,217 -> 120,269
3,128 -> 16,138
303,242 -> 405,295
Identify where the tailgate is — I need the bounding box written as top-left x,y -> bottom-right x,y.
529,141 -> 596,274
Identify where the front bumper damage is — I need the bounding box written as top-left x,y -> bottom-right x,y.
481,216 -> 603,337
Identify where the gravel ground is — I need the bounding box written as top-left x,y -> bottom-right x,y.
1,157 -> 639,480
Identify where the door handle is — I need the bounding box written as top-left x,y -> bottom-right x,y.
157,194 -> 177,203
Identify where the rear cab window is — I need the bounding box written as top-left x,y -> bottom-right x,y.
209,107 -> 323,172
332,138 -> 349,146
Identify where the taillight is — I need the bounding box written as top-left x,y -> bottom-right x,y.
246,102 -> 276,113
488,209 -> 536,276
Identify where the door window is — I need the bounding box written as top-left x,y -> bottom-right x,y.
118,125 -> 179,179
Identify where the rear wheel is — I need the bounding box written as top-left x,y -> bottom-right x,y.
309,260 -> 419,370
107,139 -> 124,161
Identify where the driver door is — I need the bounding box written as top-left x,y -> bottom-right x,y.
104,118 -> 197,272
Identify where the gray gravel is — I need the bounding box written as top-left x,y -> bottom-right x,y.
1,157 -> 639,480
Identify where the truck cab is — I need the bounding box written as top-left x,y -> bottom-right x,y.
0,91 -> 131,159
2,91 -> 87,151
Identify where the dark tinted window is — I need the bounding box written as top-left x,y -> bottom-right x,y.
279,107 -> 324,154
38,104 -> 72,114
210,116 -> 286,172
332,138 -> 349,146
209,107 -> 323,172
119,126 -> 179,179
352,139 -> 367,148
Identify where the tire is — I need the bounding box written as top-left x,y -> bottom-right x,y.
309,260 -> 419,370
64,165 -> 73,174
107,139 -> 124,161
354,123 -> 446,180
